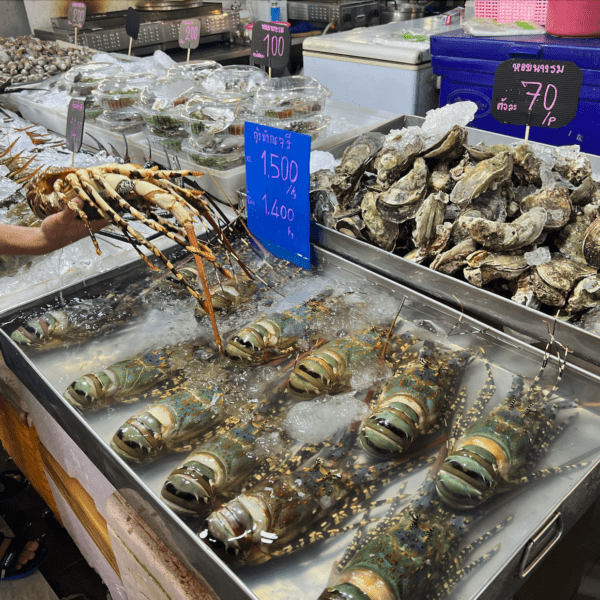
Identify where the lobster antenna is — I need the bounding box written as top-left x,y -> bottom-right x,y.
381,296 -> 406,360
447,294 -> 466,337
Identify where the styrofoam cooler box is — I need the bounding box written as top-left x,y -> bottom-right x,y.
431,29 -> 600,154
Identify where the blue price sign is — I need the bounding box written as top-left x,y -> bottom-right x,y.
245,122 -> 311,269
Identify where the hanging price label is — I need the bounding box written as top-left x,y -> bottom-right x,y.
126,7 -> 141,40
67,1 -> 87,28
66,98 -> 86,153
492,59 -> 583,129
250,21 -> 291,70
179,18 -> 201,49
245,122 -> 311,269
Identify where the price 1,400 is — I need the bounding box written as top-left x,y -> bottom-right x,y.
261,150 -> 298,181
263,195 -> 294,221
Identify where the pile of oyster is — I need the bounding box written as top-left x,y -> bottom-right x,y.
310,123 -> 600,332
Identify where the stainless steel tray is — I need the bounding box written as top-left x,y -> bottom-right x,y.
310,116 -> 600,369
1,245 -> 600,600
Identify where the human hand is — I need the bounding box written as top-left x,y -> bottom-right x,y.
39,198 -> 109,251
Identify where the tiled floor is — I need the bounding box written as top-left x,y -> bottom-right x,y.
0,444 -> 109,600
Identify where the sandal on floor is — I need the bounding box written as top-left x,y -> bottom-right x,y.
0,534 -> 47,581
0,471 -> 29,503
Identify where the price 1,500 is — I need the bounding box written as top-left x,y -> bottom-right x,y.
263,195 -> 294,221
261,150 -> 298,182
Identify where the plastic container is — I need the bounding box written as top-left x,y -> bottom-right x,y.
253,76 -> 331,119
95,108 -> 145,135
146,128 -> 188,153
138,76 -> 200,131
545,0 -> 600,37
94,73 -> 156,110
166,61 -> 223,84
183,137 -> 245,170
182,94 -> 253,139
430,29 -> 600,155
202,65 -> 269,99
474,0 -> 548,25
85,102 -> 104,122
64,62 -> 124,98
255,113 -> 330,139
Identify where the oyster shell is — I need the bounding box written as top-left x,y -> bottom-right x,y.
554,206 -> 598,264
520,186 -> 572,231
565,275 -> 600,313
471,187 -> 509,223
465,143 -> 511,162
430,238 -> 477,275
335,215 -> 366,240
582,216 -> 600,267
464,206 -> 547,251
422,125 -> 467,162
413,192 -> 447,248
570,176 -> 596,206
570,305 -> 600,332
463,250 -> 529,287
404,223 -> 452,264
512,144 -> 542,186
376,157 -> 429,224
331,132 -> 385,210
449,156 -> 475,182
511,270 -> 540,308
553,146 -> 592,186
361,191 -> 398,251
450,151 -> 513,208
429,161 -> 452,194
532,254 -> 596,307
375,138 -> 423,188
310,169 -> 337,229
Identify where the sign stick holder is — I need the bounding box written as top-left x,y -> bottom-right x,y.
187,48 -> 191,62
128,37 -> 133,56
74,27 -> 77,46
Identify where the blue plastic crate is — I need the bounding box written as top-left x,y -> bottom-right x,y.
430,29 -> 600,154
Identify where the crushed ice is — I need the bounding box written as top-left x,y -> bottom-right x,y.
524,246 -> 551,266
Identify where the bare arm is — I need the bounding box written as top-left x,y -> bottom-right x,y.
0,202 -> 108,255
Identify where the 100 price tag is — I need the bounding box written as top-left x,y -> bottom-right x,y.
245,122 -> 310,269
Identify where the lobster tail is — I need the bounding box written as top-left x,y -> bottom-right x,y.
111,414 -> 163,462
318,583 -> 371,600
436,446 -> 498,510
359,402 -> 418,458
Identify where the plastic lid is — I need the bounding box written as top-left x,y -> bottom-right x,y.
202,65 -> 269,99
94,73 -> 156,99
166,61 -> 223,83
138,76 -> 201,113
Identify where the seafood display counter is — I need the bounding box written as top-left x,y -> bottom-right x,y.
310,115 -> 600,371
2,239 -> 600,600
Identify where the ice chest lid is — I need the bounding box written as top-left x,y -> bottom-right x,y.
431,29 -> 600,70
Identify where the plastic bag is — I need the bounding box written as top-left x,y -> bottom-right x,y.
462,17 -> 545,37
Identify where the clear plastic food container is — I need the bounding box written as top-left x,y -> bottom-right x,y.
85,102 -> 104,122
64,62 -> 124,98
95,108 -> 145,135
182,137 -> 245,170
253,76 -> 332,119
202,65 -> 269,100
256,113 -> 330,140
138,76 -> 200,131
182,94 -> 254,140
166,61 -> 223,84
146,126 -> 189,153
93,73 -> 156,110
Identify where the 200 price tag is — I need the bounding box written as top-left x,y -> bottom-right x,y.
245,122 -> 310,269
66,98 -> 86,153
179,19 -> 201,50
250,21 -> 291,70
492,59 -> 583,129
67,1 -> 86,28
